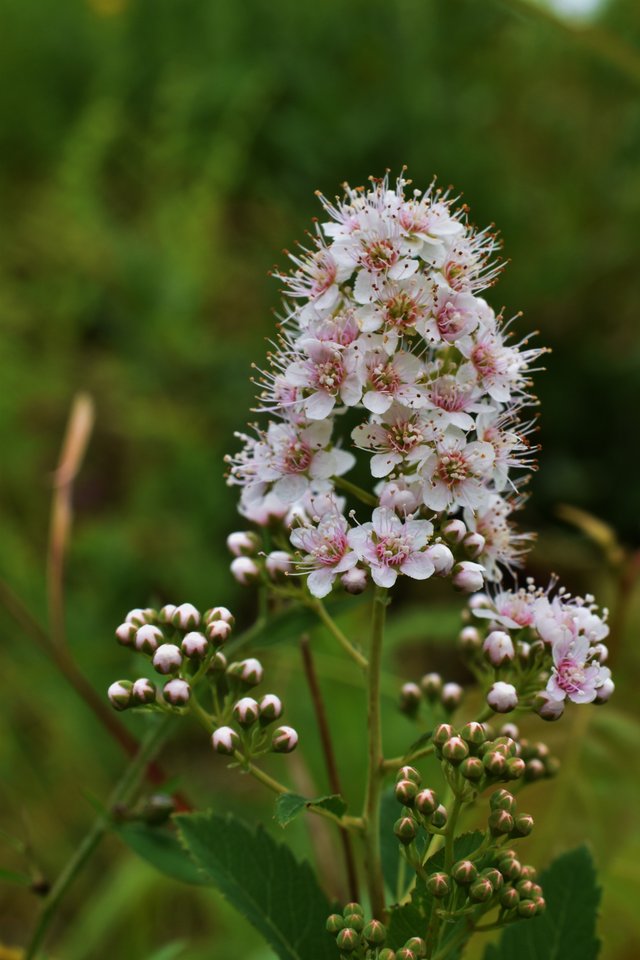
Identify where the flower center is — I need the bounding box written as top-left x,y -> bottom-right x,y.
471,342 -> 498,378
370,360 -> 401,395
556,659 -> 586,695
437,451 -> 470,487
315,533 -> 348,566
375,534 -> 410,567
437,300 -> 468,339
362,239 -> 398,272
384,292 -> 421,330
313,357 -> 345,395
283,440 -> 313,473
429,377 -> 467,412
387,420 -> 423,453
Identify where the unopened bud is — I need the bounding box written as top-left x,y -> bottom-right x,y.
159,604 -> 177,623
115,622 -> 137,646
499,722 -> 520,741
204,606 -> 235,625
108,680 -> 132,710
415,789 -> 438,816
452,860 -> 478,886
492,736 -> 517,757
517,899 -> 538,919
162,678 -> 191,706
344,913 -> 364,932
505,757 -> 526,781
430,804 -> 448,829
394,815 -> 418,844
335,928 -> 359,953
482,867 -> 504,891
487,682 -> 518,714
442,736 -> 469,765
343,902 -> 364,917
458,625 -> 481,652
420,672 -> 442,700
135,624 -> 164,655
520,865 -> 537,881
404,938 -> 426,958
516,878 -> 534,898
511,813 -> 534,837
460,721 -> 486,746
126,607 -> 155,626
341,567 -> 368,594
533,690 -> 565,721
227,531 -> 259,557
483,750 -> 507,777
443,519 -> 467,543
172,603 -> 201,630
433,723 -> 454,746
399,682 -> 422,718
181,631 -> 209,659
211,726 -> 240,755
131,678 -> 156,705
209,650 -> 228,673
489,809 -> 515,836
395,779 -> 419,806
363,919 -> 387,946
259,694 -> 283,724
266,550 -> 292,580
397,765 -> 421,785
517,641 -> 532,666
460,756 -> 484,781
483,631 -> 515,668
396,950 -> 416,960
326,914 -> 345,935
469,877 -> 494,902
426,872 -> 450,898
499,857 -> 522,882
452,561 -> 485,594
441,682 -> 463,711
206,619 -> 232,645
152,643 -> 183,675
594,678 -> 614,704
500,887 -> 520,910
426,543 -> 454,576
378,951 -> 396,960
464,531 -> 485,558
490,789 -> 516,813
233,697 -> 260,728
272,725 -> 298,753
231,556 -> 260,585
524,759 -> 546,781
228,658 -> 264,686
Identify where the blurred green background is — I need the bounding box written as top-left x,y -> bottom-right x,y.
1,0 -> 640,957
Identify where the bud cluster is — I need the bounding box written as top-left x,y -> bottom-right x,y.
227,529 -> 295,587
326,903 -> 424,959
393,766 -> 449,846
398,672 -> 464,720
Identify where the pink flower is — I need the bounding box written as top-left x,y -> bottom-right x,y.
347,507 -> 434,588
360,350 -> 425,414
283,339 -> 362,419
420,432 -> 494,512
472,587 -> 537,629
352,403 -> 438,478
421,288 -> 483,345
546,633 -> 611,705
289,507 -> 358,599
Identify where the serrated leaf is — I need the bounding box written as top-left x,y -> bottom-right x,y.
114,821 -> 210,886
484,846 -> 601,960
274,793 -> 347,828
175,810 -> 335,960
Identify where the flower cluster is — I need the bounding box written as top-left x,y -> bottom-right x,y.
226,173 -> 544,597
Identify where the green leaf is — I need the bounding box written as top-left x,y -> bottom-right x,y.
175,810 -> 335,960
0,867 -> 32,886
484,845 -> 601,960
114,821 -> 210,886
274,793 -> 347,828
144,942 -> 186,960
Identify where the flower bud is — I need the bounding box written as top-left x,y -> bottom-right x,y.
404,938 -> 426,958
209,650 -> 228,673
204,606 -> 235,625
343,902 -> 364,917
488,809 -> 514,836
505,757 -> 526,781
211,726 -> 240,755
159,604 -> 177,623
172,603 -> 201,630
452,561 -> 485,593
344,913 -> 364,932
520,865 -> 537,881
594,678 -> 615,704
482,750 -> 507,777
492,736 -> 517,757
420,672 -> 442,700
152,643 -> 183,675
363,919 -> 386,946
126,608 -> 155,626
460,756 -> 484,781
265,550 -> 292,580
378,951 -> 396,960
500,887 -> 520,910
533,690 -> 565,721
516,878 -> 534,898
397,765 -> 421,785
395,779 -> 419,807
399,682 -> 422,718
396,950 -> 416,960
490,789 -> 516,813
511,813 -> 534,837
486,682 -> 518,714
524,759 -> 546,782
441,683 -> 463,712
394,815 -> 418,845
483,631 -> 515,668
442,736 -> 469,765
341,567 -> 368,594
226,531 -> 260,557
482,867 -> 504,891
326,914 -> 345,935
108,680 -> 132,710
517,899 -> 538,919
517,641 -> 532,666
135,624 -> 164,655
181,631 -> 209,659
499,722 -> 520,741
458,625 -> 481,651
464,532 -> 485,558
534,896 -> 546,914
115,622 -> 137,646
469,877 -> 494,902
499,857 -> 522,882
433,723 -> 454,747
443,519 -> 467,543
231,556 -> 260,585
460,721 -> 487,747
426,872 -> 450,898
430,804 -> 448,829
272,725 -> 298,753
206,620 -> 233,646
259,693 -> 283,725
415,788 -> 438,816
452,859 -> 478,886
227,658 -> 264,686
233,696 -> 260,728
426,543 -> 454,576
131,678 -> 156,705
163,678 -> 191,706
336,928 -> 359,953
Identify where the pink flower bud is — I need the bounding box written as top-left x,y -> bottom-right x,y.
159,604 -> 177,623
399,682 -> 422,717
420,672 -> 442,699
594,677 -> 615,704
265,550 -> 292,580
209,650 -> 228,673
204,606 -> 235,625
533,691 -> 565,721
233,696 -> 260,728
230,557 -> 260,585
426,543 -> 454,576
452,561 -> 485,593
108,680 -> 132,710
211,726 -> 240,755
228,657 -> 263,686
126,608 -> 154,626
487,681 -> 518,714
441,682 -> 463,711
483,630 -> 515,667
181,631 -> 209,659
341,567 -> 368,594
458,625 -> 481,651
591,643 -> 608,664
152,643 -> 183,675
132,678 -> 156,705
443,519 -> 467,543
464,532 -> 486,558
259,693 -> 283,724
226,531 -> 260,557
206,620 -> 232,645
468,592 -> 490,610
172,603 -> 201,630
115,622 -> 137,646
272,725 -> 298,753
135,624 -> 164,654
163,678 -> 191,706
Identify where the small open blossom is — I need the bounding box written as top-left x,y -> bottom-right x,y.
546,633 -> 611,705
348,507 -> 434,588
421,432 -> 495,512
352,403 -> 438,478
360,350 -> 425,414
281,338 -> 362,419
289,506 -> 358,598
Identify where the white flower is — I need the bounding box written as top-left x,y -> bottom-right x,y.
347,507 -> 434,588
282,339 -> 362,419
464,495 -> 533,582
472,587 -> 537,629
280,241 -> 352,315
546,632 -> 611,705
289,505 -> 358,599
421,364 -> 490,432
420,431 -> 494,512
360,349 -> 425,414
420,288 -> 483,345
352,403 -> 438,478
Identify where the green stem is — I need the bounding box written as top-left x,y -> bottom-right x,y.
444,794 -> 463,874
309,598 -> 368,670
363,586 -> 387,920
382,742 -> 435,772
333,475 -> 378,507
25,716 -> 174,960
